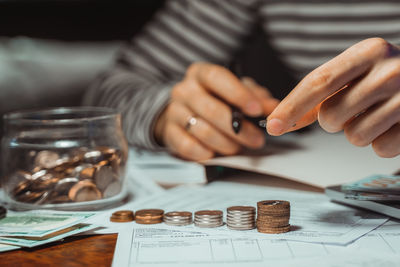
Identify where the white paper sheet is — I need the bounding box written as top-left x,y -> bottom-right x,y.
93,181 -> 387,245
204,127 -> 400,188
112,224 -> 400,267
129,148 -> 207,186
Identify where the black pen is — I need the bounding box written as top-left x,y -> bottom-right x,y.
231,108 -> 267,134
228,61 -> 267,134
231,107 -> 243,134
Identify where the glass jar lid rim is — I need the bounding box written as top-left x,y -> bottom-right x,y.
3,106 -> 120,124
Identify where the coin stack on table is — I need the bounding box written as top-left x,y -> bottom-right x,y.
256,200 -> 291,234
226,206 -> 256,230
194,210 -> 224,228
8,146 -> 126,205
135,209 -> 164,224
163,211 -> 193,226
110,210 -> 135,222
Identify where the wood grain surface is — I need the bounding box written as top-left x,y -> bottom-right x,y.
0,234 -> 117,267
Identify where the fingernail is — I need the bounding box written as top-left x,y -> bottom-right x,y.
267,118 -> 285,135
246,101 -> 263,115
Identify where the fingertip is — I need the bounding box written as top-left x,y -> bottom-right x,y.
267,118 -> 286,136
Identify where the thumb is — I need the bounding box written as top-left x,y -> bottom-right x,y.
267,103 -> 321,135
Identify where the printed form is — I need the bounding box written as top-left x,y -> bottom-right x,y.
113,220 -> 400,267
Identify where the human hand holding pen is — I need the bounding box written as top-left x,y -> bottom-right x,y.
154,62 -> 279,161
267,38 -> 400,158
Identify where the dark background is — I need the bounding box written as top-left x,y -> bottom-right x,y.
0,0 -> 166,41
0,0 -> 296,99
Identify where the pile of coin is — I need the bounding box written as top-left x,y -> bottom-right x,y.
109,203 -> 291,235
110,210 -> 135,222
226,206 -> 256,230
135,209 -> 164,224
256,200 -> 291,234
7,146 -> 126,205
163,211 -> 193,226
194,210 -> 224,228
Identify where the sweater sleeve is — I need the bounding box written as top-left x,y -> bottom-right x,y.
83,0 -> 259,150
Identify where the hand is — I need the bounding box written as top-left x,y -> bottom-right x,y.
267,38 -> 400,158
155,62 -> 279,161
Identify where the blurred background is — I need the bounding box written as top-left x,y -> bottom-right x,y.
0,0 -> 164,41
0,0 -> 165,114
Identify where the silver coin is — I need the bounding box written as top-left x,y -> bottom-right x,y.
95,165 -> 115,191
194,221 -> 223,228
103,180 -> 122,198
35,150 -> 60,169
194,218 -> 222,223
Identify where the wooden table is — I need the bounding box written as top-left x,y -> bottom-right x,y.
0,170 -> 322,266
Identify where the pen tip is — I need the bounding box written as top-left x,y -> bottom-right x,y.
259,120 -> 267,128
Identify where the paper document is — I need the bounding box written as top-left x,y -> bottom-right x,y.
113,222 -> 400,267
94,181 -> 386,245
204,127 -> 400,188
129,148 -> 207,186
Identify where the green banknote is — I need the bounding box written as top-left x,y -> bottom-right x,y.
0,210 -> 95,237
0,223 -> 97,248
0,243 -> 19,252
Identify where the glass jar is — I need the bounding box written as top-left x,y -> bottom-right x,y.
1,107 -> 129,210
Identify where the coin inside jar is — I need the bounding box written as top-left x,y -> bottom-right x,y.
135,209 -> 164,224
68,180 -> 102,202
110,210 -> 135,222
35,150 -> 60,169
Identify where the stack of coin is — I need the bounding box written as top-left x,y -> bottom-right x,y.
256,200 -> 290,234
194,210 -> 223,228
226,206 -> 256,230
163,211 -> 193,226
7,146 -> 126,205
110,210 -> 135,222
135,209 -> 164,224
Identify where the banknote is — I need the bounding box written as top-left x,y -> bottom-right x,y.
342,174 -> 400,194
0,243 -> 19,252
0,210 -> 95,237
0,223 -> 97,248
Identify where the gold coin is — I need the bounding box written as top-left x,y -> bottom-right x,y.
256,219 -> 290,228
257,224 -> 291,234
79,166 -> 96,180
257,200 -> 290,210
110,210 -> 135,223
135,209 -> 164,224
12,180 -> 31,196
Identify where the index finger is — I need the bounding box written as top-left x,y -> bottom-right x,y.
186,62 -> 263,116
267,38 -> 389,136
